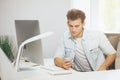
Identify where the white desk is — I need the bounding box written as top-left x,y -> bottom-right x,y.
19,59 -> 120,80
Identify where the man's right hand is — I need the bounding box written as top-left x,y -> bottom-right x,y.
62,60 -> 73,69
54,57 -> 73,70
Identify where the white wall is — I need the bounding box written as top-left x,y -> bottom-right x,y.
0,0 -> 71,58
71,0 -> 90,29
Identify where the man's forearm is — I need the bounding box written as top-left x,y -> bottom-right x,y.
54,57 -> 64,68
54,57 -> 73,69
99,53 -> 116,70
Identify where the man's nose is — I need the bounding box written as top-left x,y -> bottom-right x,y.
72,27 -> 76,31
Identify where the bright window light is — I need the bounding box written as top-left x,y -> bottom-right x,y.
71,0 -> 120,33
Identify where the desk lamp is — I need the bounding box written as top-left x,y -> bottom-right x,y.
14,32 -> 54,71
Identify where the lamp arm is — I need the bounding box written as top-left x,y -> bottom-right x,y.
14,32 -> 54,71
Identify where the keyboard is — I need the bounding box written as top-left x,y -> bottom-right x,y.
40,65 -> 64,71
39,65 -> 72,75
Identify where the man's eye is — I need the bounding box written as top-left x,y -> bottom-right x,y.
69,25 -> 73,27
75,25 -> 79,27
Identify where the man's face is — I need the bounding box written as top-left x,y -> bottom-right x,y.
67,18 -> 85,38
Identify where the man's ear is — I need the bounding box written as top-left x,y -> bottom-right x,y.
67,21 -> 69,26
83,22 -> 85,26
82,22 -> 85,27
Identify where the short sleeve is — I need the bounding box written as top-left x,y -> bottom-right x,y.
99,32 -> 116,55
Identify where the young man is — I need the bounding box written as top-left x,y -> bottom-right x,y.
54,9 -> 116,72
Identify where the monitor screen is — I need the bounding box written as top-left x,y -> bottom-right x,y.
15,20 -> 44,71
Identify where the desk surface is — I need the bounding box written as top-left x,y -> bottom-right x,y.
19,59 -> 120,80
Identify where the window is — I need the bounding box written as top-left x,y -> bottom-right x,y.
71,0 -> 120,32
99,0 -> 120,32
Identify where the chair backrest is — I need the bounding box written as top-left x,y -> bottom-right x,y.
115,39 -> 120,69
105,33 -> 120,50
0,48 -> 22,80
105,33 -> 120,69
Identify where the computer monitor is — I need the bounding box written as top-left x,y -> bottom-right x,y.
14,20 -> 54,71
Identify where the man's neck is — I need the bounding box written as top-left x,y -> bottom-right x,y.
74,30 -> 84,39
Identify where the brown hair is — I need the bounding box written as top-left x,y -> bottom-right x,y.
66,9 -> 86,23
